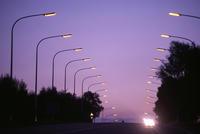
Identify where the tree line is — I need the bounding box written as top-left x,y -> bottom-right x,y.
154,41 -> 200,124
0,74 -> 103,126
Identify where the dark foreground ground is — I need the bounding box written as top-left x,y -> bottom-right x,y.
0,123 -> 199,134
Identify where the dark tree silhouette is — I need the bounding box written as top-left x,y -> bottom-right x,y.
0,74 -> 32,126
37,88 -> 103,123
0,75 -> 104,126
82,91 -> 104,122
154,41 -> 200,124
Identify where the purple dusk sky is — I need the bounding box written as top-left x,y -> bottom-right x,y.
0,0 -> 200,122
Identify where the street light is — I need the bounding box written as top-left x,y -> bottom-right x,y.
150,68 -> 158,71
88,82 -> 105,91
73,67 -> 96,95
169,12 -> 200,20
146,89 -> 157,93
160,34 -> 195,46
81,75 -> 102,96
111,107 -> 116,110
101,106 -> 116,118
148,75 -> 157,79
103,113 -> 118,120
147,81 -> 160,85
52,48 -> 83,88
153,58 -> 166,64
43,12 -> 57,17
147,81 -> 152,84
94,89 -> 108,93
156,48 -> 169,52
146,101 -> 155,105
34,34 -> 71,122
147,96 -> 157,100
101,94 -> 107,98
104,100 -> 109,104
10,12 -> 56,78
64,58 -> 91,91
113,114 -> 117,117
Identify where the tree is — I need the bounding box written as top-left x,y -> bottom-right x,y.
154,41 -> 200,124
82,91 -> 104,122
0,74 -> 105,125
0,74 -> 31,126
37,88 -> 103,123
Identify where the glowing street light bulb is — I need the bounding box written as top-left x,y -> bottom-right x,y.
147,81 -> 152,84
105,100 -> 108,104
113,114 -> 117,117
112,107 -> 116,110
62,34 -> 72,38
146,89 -> 157,93
43,12 -> 56,17
161,34 -> 170,38
148,75 -> 156,79
151,68 -> 158,71
156,48 -> 168,52
74,48 -> 83,52
147,96 -> 157,99
101,82 -> 105,85
97,75 -> 102,78
154,58 -> 161,62
149,76 -> 154,79
103,95 -> 107,98
169,12 -> 181,17
91,67 -> 96,70
82,58 -> 91,62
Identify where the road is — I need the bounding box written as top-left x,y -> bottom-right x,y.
0,123 -> 198,134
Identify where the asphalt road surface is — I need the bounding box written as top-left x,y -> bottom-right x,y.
0,123 -> 198,134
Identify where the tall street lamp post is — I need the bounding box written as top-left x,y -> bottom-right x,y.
73,67 -> 96,95
10,12 -> 56,78
52,48 -> 83,88
34,33 -> 72,122
64,58 -> 91,91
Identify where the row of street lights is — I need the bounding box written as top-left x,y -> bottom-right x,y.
160,11 -> 200,47
65,58 -> 91,91
81,75 -> 102,95
148,11 -> 200,88
9,12 -> 108,122
73,67 -> 96,95
144,11 -> 200,123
